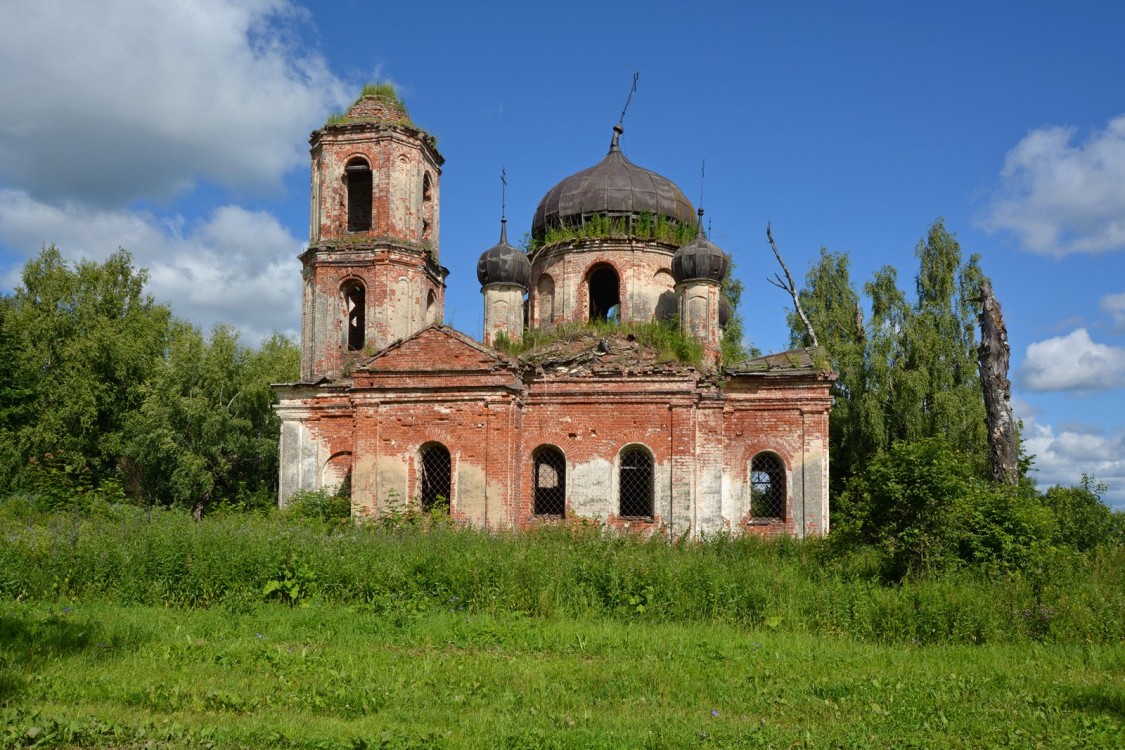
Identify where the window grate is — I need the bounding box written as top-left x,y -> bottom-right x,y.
533,447 -> 566,517
619,448 -> 653,518
750,452 -> 785,520
419,444 -> 450,513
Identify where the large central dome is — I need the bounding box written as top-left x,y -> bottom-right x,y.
531,125 -> 696,240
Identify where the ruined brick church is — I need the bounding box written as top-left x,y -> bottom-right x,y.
274,90 -> 834,537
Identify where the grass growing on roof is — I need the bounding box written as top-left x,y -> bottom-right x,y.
526,212 -> 698,252
494,319 -> 704,367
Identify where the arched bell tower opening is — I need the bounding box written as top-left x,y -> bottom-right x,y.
587,264 -> 620,322
422,172 -> 434,242
342,280 -> 366,351
345,158 -> 372,232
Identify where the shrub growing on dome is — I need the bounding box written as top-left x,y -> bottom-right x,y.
530,212 -> 697,252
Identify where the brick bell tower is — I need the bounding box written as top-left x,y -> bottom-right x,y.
300,86 -> 446,381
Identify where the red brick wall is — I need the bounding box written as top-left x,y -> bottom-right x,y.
281,328 -> 834,538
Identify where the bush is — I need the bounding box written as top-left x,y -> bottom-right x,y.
1043,476 -> 1122,552
284,489 -> 351,524
834,437 -> 1053,580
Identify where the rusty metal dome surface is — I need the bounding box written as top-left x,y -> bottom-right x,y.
531,126 -> 696,239
477,220 -> 531,288
672,210 -> 729,283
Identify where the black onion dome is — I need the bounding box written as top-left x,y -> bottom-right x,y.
531,125 -> 696,239
477,220 -> 531,288
672,209 -> 730,283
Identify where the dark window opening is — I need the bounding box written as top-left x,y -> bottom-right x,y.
343,281 -> 365,351
533,447 -> 566,517
588,265 -> 620,322
346,159 -> 372,232
619,447 -> 653,518
419,443 -> 451,513
421,172 -> 433,241
750,453 -> 786,520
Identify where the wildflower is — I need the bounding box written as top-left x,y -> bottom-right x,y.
711,709 -> 719,717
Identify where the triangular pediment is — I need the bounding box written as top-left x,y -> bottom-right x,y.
358,325 -> 517,373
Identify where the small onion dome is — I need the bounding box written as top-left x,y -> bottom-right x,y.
718,296 -> 731,329
531,125 -> 696,240
477,219 -> 531,288
672,209 -> 729,283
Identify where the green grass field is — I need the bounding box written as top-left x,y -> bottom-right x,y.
1,504 -> 1123,748
3,601 -> 1123,749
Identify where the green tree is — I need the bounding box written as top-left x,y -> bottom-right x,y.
791,220 -> 991,487
123,323 -> 298,516
788,249 -> 869,493
2,246 -> 171,494
720,259 -> 758,365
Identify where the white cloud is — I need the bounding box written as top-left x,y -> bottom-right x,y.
1019,328 -> 1125,393
1101,292 -> 1125,333
0,189 -> 302,342
980,115 -> 1125,256
0,0 -> 349,207
1019,416 -> 1125,510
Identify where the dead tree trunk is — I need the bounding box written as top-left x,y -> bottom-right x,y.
977,279 -> 1018,485
766,223 -> 818,348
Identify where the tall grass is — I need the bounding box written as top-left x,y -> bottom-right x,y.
2,499 -> 1122,645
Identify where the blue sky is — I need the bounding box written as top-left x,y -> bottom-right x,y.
1,0 -> 1123,505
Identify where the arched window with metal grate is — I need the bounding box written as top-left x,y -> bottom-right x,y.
750,452 -> 786,521
419,443 -> 451,513
533,446 -> 566,517
619,446 -> 654,518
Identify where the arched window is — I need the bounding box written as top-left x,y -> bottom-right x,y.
619,446 -> 653,518
533,446 -> 566,517
419,443 -> 451,513
346,158 -> 372,232
421,172 -> 434,241
750,452 -> 786,520
587,265 -> 620,322
342,280 -> 365,351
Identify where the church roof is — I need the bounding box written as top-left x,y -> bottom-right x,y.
672,209 -> 730,283
477,220 -> 531,288
728,346 -> 834,376
531,125 -> 696,240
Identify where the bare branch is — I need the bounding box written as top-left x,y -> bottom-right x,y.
766,223 -> 818,348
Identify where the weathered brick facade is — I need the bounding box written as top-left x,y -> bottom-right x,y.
275,91 -> 835,538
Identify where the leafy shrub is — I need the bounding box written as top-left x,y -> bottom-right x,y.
284,489 -> 350,524
1042,476 -> 1123,552
834,437 -> 1053,580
